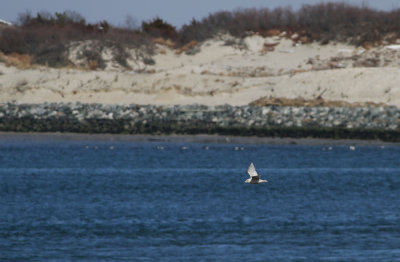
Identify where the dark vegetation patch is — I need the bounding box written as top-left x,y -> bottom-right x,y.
179,3 -> 400,46
142,17 -> 179,41
78,44 -> 106,70
34,43 -> 72,67
0,11 -> 154,68
2,3 -> 400,68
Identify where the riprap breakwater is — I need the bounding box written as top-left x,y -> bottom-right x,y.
1,103 -> 399,141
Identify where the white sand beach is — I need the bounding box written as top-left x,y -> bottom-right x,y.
1,34 -> 400,107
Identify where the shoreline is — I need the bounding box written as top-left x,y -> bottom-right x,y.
0,132 -> 397,146
1,103 -> 400,142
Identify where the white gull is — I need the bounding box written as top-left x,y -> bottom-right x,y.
245,163 -> 268,184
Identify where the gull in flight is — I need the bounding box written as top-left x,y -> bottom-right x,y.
245,163 -> 268,184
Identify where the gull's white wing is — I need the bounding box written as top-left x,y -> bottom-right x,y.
247,162 -> 259,177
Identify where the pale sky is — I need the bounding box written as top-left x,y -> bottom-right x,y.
2,0 -> 400,28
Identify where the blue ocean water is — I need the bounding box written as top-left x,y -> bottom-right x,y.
0,138 -> 399,261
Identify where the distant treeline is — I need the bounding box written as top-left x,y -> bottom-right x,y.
1,2 -> 400,67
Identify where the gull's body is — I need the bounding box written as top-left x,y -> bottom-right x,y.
245,163 -> 268,184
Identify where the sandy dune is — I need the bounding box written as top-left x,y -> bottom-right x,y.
1,34 -> 400,107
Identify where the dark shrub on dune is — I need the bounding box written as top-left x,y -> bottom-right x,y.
179,2 -> 400,46
142,17 -> 178,40
0,11 -> 154,68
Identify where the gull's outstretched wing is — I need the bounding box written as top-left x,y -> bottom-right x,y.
248,163 -> 259,177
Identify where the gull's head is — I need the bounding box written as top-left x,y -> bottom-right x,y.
245,178 -> 251,183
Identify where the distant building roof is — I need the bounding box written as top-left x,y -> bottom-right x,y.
0,18 -> 12,26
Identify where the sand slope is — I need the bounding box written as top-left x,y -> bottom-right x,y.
1,34 -> 400,107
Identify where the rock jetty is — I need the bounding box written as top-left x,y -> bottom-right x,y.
0,103 -> 399,141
